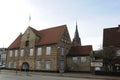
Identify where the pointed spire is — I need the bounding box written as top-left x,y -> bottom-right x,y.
72,21 -> 81,46
74,21 -> 79,39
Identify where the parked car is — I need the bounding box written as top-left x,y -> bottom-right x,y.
0,65 -> 5,69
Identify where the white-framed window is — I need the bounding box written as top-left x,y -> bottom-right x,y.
8,61 -> 12,68
35,60 -> 41,69
15,50 -> 18,57
61,47 -> 64,55
72,57 -> 78,63
46,47 -> 51,55
13,61 -> 17,68
9,50 -> 13,57
30,48 -> 34,56
20,49 -> 24,57
37,47 -> 42,56
81,56 -> 86,63
60,60 -> 64,69
45,61 -> 51,70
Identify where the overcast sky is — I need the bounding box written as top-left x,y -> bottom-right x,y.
0,0 -> 120,50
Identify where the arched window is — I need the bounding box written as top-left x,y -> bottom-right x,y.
25,40 -> 29,47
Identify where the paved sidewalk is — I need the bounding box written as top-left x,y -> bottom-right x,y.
1,70 -> 120,80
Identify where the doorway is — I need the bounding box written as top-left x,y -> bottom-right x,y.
21,62 -> 29,71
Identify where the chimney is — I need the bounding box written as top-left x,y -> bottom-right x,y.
118,25 -> 120,32
118,24 -> 120,27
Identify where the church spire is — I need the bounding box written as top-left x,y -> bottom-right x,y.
72,22 -> 81,46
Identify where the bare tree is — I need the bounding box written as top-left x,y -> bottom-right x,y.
97,46 -> 116,72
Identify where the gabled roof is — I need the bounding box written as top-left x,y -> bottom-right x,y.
8,33 -> 22,49
8,25 -> 67,49
67,45 -> 93,56
103,26 -> 120,47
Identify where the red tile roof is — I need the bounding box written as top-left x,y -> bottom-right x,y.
67,45 -> 93,56
8,25 -> 67,49
103,26 -> 120,47
8,33 -> 22,49
36,25 -> 65,46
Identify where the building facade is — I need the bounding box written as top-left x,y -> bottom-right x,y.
103,25 -> 120,71
6,25 -> 71,72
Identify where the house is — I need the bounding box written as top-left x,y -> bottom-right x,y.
103,25 -> 120,71
67,24 -> 93,72
67,45 -> 93,72
6,25 -> 71,72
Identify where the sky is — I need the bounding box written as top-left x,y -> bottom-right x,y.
0,0 -> 120,50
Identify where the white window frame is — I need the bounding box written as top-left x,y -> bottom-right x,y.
9,50 -> 13,57
35,60 -> 41,69
8,61 -> 12,68
13,61 -> 17,68
61,47 -> 64,55
37,47 -> 42,56
45,61 -> 51,70
30,48 -> 34,56
20,49 -> 24,57
81,56 -> 87,63
46,47 -> 51,55
60,60 -> 64,69
72,57 -> 78,63
15,50 -> 18,57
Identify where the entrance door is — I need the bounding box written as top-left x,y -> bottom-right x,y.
59,60 -> 64,73
22,62 -> 29,71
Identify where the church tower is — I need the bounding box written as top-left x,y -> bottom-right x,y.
72,22 -> 81,46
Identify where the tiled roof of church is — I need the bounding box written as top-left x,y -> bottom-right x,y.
67,45 -> 93,56
103,25 -> 120,47
8,25 -> 66,49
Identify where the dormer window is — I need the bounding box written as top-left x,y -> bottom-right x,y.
25,40 -> 29,47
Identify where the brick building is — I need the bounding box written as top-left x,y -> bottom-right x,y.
103,25 -> 120,71
103,25 -> 120,48
6,25 -> 71,72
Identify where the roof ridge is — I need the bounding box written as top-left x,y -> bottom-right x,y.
8,33 -> 22,49
104,25 -> 120,30
38,24 -> 66,31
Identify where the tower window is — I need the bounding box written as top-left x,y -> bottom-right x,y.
25,40 -> 29,47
